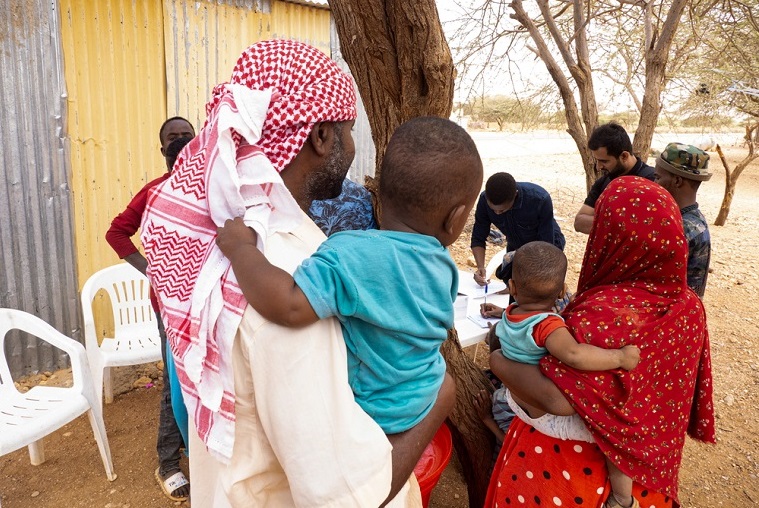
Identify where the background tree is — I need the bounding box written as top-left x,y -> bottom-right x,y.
467,95 -> 553,130
450,0 -> 690,191
329,2 -> 495,505
675,0 -> 759,224
714,124 -> 758,225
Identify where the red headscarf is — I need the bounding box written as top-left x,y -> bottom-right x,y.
141,40 -> 357,462
541,176 -> 715,501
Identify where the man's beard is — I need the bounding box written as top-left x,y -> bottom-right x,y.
305,127 -> 352,202
607,158 -> 628,179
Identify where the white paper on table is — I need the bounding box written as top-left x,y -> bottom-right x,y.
467,313 -> 501,329
457,271 -> 507,298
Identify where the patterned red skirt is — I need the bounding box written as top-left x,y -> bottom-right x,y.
484,419 -> 674,508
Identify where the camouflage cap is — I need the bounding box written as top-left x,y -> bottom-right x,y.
655,142 -> 712,181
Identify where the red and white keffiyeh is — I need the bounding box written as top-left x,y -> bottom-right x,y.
140,40 -> 357,462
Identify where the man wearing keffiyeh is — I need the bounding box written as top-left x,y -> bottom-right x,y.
141,39 -> 452,507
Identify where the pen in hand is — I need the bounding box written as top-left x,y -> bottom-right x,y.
484,281 -> 488,306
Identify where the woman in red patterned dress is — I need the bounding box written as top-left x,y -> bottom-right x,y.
485,176 -> 715,508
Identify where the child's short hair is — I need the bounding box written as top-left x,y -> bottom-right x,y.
512,241 -> 567,302
379,116 -> 482,217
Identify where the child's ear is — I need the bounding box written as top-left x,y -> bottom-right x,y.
507,279 -> 516,297
443,204 -> 467,236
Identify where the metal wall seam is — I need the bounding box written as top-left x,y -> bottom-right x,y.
59,0 -> 168,290
0,0 -> 80,377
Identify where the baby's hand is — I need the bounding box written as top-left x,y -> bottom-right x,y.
216,217 -> 258,258
619,345 -> 641,370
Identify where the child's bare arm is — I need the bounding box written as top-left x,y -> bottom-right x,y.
490,351 -> 575,415
216,217 -> 318,327
545,327 -> 640,371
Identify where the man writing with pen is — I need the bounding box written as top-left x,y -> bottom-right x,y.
470,172 -> 565,303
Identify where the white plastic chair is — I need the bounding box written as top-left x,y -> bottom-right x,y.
485,247 -> 509,280
0,308 -> 116,480
81,263 -> 162,410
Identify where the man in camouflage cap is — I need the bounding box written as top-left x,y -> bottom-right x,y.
653,142 -> 712,297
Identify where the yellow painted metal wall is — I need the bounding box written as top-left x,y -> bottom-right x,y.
163,0 -> 272,130
164,0 -> 331,130
271,1 -> 331,54
61,0 -> 330,297
60,0 -> 168,289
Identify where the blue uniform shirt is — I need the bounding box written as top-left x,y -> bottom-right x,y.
681,203 -> 711,298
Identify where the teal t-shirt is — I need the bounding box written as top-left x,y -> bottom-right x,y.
293,230 -> 457,434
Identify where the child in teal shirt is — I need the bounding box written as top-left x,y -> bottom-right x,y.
216,116 -> 483,433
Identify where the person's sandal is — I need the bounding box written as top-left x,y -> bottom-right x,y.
604,496 -> 640,508
155,467 -> 190,502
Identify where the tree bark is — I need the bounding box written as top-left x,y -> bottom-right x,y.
441,329 -> 497,508
632,0 -> 689,159
714,124 -> 759,225
330,5 -> 494,506
329,0 -> 455,178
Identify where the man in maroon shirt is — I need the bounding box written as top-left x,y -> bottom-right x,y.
105,116 -> 195,501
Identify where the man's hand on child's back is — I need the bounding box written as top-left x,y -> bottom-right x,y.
216,217 -> 258,260
619,345 -> 641,371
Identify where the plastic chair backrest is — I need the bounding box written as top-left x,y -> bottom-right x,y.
485,248 -> 509,280
81,264 -> 156,346
0,308 -> 116,480
0,307 -> 86,394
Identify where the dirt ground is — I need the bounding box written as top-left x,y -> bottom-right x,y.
1,132 -> 757,507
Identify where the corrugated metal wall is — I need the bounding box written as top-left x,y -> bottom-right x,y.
163,0 -> 272,128
59,0 -> 168,289
3,0 -> 361,378
164,0 -> 331,128
0,1 -> 80,378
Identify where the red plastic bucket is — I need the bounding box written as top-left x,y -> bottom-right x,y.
413,423 -> 453,508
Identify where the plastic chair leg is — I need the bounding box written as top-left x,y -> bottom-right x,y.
28,439 -> 46,466
103,366 -> 113,405
91,364 -> 105,411
86,408 -> 116,481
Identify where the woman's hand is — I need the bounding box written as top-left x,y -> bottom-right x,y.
480,303 -> 504,318
216,217 -> 257,259
489,351 -> 575,416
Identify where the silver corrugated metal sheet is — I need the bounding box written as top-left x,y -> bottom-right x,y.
0,1 -> 80,378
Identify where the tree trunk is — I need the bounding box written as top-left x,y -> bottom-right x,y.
714,144 -> 734,225
330,5 -> 493,506
511,0 -> 598,192
632,0 -> 688,159
329,0 -> 455,179
714,125 -> 759,225
441,329 -> 497,508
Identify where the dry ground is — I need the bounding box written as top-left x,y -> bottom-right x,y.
1,133 -> 757,508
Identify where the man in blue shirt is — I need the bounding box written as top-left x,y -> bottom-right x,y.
471,172 -> 565,288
